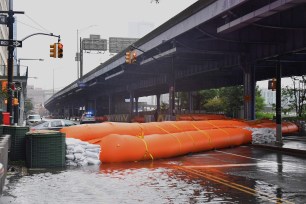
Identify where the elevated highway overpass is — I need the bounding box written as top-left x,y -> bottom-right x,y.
45,0 -> 306,121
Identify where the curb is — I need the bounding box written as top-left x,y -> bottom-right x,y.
251,144 -> 306,158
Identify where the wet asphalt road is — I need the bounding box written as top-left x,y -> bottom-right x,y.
1,145 -> 306,204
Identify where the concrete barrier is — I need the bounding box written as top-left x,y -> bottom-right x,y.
0,135 -> 10,195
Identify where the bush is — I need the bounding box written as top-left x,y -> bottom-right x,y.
256,112 -> 274,120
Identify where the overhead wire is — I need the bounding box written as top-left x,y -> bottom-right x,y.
24,14 -> 51,33
15,20 -> 45,33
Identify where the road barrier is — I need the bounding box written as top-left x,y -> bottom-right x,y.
0,134 -> 10,195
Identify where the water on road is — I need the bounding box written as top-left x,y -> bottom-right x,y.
1,146 -> 306,204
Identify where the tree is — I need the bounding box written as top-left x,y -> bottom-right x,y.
282,76 -> 306,117
160,102 -> 168,114
24,99 -> 34,115
219,86 -> 244,117
255,86 -> 265,112
203,97 -> 223,112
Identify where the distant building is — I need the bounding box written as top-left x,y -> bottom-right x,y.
260,88 -> 276,108
26,85 -> 58,115
27,85 -> 45,113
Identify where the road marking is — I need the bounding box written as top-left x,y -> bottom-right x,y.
215,149 -> 306,170
175,165 -> 294,204
184,163 -> 259,168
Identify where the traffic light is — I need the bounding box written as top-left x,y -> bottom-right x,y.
50,43 -> 57,58
13,98 -> 19,106
1,80 -> 8,92
57,43 -> 63,58
10,82 -> 16,91
125,51 -> 131,64
268,78 -> 276,91
131,51 -> 137,63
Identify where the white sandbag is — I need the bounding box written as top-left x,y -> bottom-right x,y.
74,153 -> 85,161
66,145 -> 75,151
78,159 -> 88,166
85,151 -> 99,159
66,149 -> 74,155
66,161 -> 78,166
86,148 -> 100,153
85,143 -> 101,149
87,158 -> 101,165
74,145 -> 85,153
65,154 -> 75,160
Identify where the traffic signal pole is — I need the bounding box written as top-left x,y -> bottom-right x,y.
7,10 -> 14,123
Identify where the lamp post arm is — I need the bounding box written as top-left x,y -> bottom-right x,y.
21,32 -> 61,42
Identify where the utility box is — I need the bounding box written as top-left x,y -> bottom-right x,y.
2,113 -> 9,125
26,131 -> 66,168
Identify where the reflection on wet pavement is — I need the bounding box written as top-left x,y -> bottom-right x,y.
1,146 -> 306,203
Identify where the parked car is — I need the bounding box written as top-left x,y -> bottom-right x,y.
30,119 -> 78,131
26,114 -> 42,126
80,112 -> 96,124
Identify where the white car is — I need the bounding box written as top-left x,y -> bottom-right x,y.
80,112 -> 96,124
26,114 -> 42,126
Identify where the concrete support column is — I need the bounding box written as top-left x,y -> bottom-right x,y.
135,97 -> 139,115
168,56 -> 176,118
108,95 -> 113,115
156,94 -> 161,112
188,91 -> 193,113
243,64 -> 255,120
276,60 -> 282,144
130,92 -> 134,122
169,85 -> 175,116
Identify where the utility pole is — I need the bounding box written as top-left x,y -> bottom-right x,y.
7,9 -> 14,123
4,1 -> 24,124
80,37 -> 83,77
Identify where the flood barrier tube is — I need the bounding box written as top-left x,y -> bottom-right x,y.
61,120 -> 249,142
90,127 -> 252,163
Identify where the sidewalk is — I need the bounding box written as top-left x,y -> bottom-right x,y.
252,135 -> 306,158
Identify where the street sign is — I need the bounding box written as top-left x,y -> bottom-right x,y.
0,15 -> 7,24
109,37 -> 138,53
82,39 -> 107,51
82,35 -> 107,51
0,39 -> 22,47
12,40 -> 22,47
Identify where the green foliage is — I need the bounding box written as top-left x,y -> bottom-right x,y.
24,99 -> 34,114
256,112 -> 274,119
176,92 -> 188,110
281,76 -> 306,117
160,102 -> 168,113
175,85 -> 265,118
219,86 -> 244,117
203,97 -> 223,112
255,87 -> 265,112
193,89 -> 218,111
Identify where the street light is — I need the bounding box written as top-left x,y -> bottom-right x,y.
15,58 -> 44,125
76,25 -> 97,79
17,58 -> 44,76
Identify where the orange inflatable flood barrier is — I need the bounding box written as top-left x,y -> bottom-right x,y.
176,114 -> 227,121
246,120 -> 299,134
60,119 -> 298,163
88,127 -> 252,163
61,120 -> 249,141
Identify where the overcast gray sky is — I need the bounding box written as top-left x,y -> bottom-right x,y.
14,0 -> 198,90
